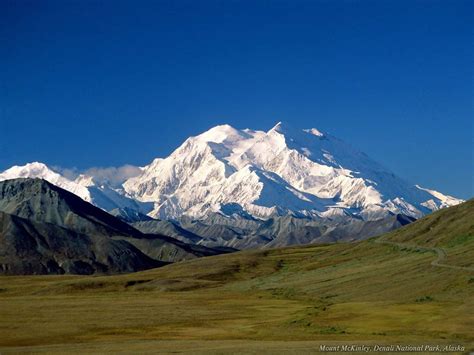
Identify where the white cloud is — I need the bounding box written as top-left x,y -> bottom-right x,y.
53,164 -> 142,187
83,165 -> 142,186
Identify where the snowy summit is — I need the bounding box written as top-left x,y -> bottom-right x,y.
0,123 -> 463,221
122,122 -> 463,220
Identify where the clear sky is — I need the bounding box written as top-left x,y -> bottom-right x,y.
1,0 -> 472,198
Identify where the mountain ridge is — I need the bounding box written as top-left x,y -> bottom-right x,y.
0,162 -> 152,214
0,178 -> 225,274
0,123 -> 463,245
123,122 -> 463,220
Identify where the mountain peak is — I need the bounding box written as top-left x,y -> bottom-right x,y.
267,121 -> 326,145
0,162 -> 151,214
206,123 -> 239,134
268,121 -> 289,134
1,124 -> 463,224
24,161 -> 49,169
269,121 -> 326,139
123,123 -> 463,220
196,124 -> 246,144
0,162 -> 93,202
267,121 -> 306,140
0,162 -> 57,180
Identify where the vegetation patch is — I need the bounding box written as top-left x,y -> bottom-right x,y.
124,279 -> 152,288
269,287 -> 297,299
274,259 -> 286,271
318,326 -> 346,334
65,281 -> 107,291
415,295 -> 434,303
445,234 -> 473,248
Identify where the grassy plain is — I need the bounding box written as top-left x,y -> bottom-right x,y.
0,200 -> 472,353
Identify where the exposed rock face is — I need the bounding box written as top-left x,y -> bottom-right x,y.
0,210 -> 163,275
0,178 -> 223,275
177,212 -> 415,249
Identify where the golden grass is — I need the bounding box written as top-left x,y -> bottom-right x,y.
0,239 -> 473,353
1,200 -> 473,353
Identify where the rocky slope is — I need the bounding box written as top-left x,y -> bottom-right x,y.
0,210 -> 162,275
0,178 -> 224,275
176,212 -> 415,249
0,162 -> 152,214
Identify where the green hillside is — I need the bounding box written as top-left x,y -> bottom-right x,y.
380,198 -> 474,269
0,200 -> 472,353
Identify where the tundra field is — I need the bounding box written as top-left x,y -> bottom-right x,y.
0,200 -> 472,353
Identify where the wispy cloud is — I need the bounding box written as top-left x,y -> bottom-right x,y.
53,164 -> 142,187
84,165 -> 142,186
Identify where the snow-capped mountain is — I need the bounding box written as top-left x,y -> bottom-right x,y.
123,122 -> 463,220
0,123 -> 463,223
0,162 -> 152,213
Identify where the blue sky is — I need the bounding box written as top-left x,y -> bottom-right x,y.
1,0 -> 472,198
